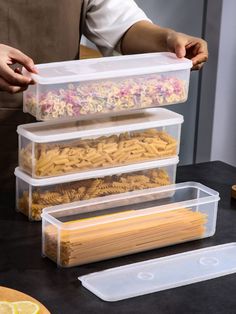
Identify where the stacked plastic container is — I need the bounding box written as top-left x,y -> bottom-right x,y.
22,52 -> 191,121
16,109 -> 182,220
14,52 -> 220,268
15,52 -> 190,221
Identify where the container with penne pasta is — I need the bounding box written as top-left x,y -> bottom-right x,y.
22,52 -> 191,121
15,157 -> 178,221
41,182 -> 220,267
17,108 -> 183,178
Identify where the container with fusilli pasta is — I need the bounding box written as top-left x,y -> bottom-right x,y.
15,157 -> 178,221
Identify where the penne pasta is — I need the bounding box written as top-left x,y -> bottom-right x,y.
19,129 -> 177,177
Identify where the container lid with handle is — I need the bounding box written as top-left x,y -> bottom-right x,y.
14,156 -> 178,186
17,108 -> 183,143
22,52 -> 192,84
79,243 -> 236,302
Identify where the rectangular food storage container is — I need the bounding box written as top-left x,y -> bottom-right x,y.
23,52 -> 192,121
18,108 -> 183,178
15,157 -> 178,221
41,182 -> 220,267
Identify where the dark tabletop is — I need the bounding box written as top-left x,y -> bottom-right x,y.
1,161 -> 236,314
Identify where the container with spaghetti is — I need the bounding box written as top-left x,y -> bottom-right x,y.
41,182 -> 219,267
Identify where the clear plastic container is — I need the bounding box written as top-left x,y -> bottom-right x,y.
17,108 -> 183,178
79,242 -> 234,302
15,157 -> 178,221
23,52 -> 192,121
41,182 -> 219,267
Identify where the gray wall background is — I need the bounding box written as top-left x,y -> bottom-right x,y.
83,0 -> 236,167
210,0 -> 236,166
136,0 -> 236,167
134,0 -> 205,165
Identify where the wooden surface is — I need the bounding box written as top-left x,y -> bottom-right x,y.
232,185 -> 236,199
80,44 -> 102,59
0,287 -> 50,314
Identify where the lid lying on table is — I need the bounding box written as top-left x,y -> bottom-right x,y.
17,108 -> 183,143
23,52 -> 192,84
79,243 -> 236,302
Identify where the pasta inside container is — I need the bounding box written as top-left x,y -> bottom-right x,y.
41,182 -> 219,267
15,157 -> 178,221
17,108 -> 183,178
22,52 -> 192,121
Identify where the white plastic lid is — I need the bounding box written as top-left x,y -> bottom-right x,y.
17,108 -> 183,143
14,156 -> 178,186
23,52 -> 192,84
79,243 -> 236,302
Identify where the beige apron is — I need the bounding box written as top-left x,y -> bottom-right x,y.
0,0 -> 84,189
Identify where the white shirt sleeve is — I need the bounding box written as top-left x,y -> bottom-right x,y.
83,0 -> 151,56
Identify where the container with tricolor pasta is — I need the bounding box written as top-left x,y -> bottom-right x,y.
17,108 -> 183,178
22,52 -> 192,121
15,156 -> 178,221
41,182 -> 219,267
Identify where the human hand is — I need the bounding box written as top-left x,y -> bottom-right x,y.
166,31 -> 208,70
120,21 -> 208,71
0,44 -> 37,94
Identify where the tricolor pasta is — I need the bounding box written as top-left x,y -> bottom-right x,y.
24,74 -> 187,120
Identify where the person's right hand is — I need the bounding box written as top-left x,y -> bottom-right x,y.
0,44 -> 37,94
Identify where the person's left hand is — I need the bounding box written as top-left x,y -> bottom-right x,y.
166,31 -> 208,70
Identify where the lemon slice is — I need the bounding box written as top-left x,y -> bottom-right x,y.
12,301 -> 40,314
0,301 -> 17,314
